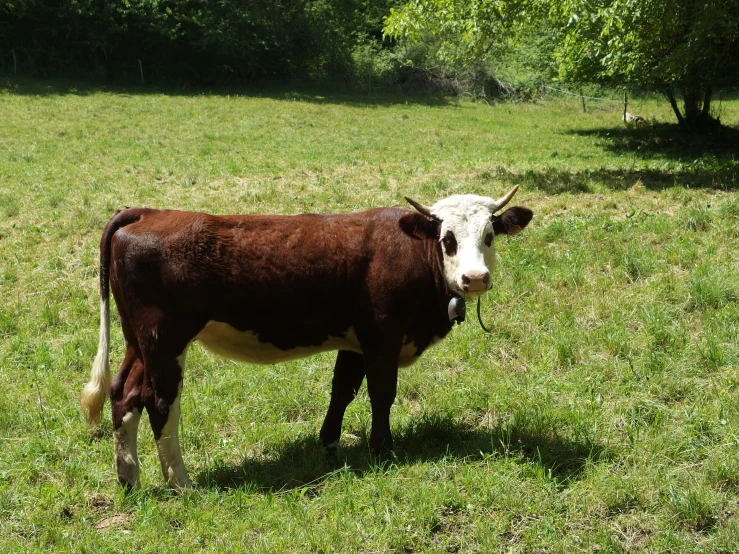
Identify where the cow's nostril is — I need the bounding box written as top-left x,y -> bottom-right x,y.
482,273 -> 490,285
461,275 -> 471,285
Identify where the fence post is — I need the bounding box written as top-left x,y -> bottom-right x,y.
579,87 -> 586,113
623,90 -> 628,123
138,59 -> 145,84
12,49 -> 17,75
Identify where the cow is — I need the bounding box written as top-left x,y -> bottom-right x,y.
81,186 -> 533,489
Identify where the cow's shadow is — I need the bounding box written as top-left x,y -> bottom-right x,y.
195,413 -> 606,493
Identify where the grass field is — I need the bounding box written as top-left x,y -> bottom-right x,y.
1,79 -> 738,552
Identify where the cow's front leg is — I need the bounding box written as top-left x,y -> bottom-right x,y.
320,351 -> 365,453
364,343 -> 402,456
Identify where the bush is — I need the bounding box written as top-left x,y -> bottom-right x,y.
383,18 -> 560,100
350,38 -> 402,92
0,0 -> 395,86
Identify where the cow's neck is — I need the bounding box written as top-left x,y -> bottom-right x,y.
424,238 -> 461,329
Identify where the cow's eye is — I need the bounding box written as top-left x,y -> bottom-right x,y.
484,232 -> 493,247
442,231 -> 457,256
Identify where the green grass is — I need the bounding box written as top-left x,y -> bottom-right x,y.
1,78 -> 738,552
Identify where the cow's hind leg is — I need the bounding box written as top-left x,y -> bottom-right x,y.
110,347 -> 144,489
320,351 -> 365,453
144,348 -> 192,490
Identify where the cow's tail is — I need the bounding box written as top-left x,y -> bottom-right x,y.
81,209 -> 143,425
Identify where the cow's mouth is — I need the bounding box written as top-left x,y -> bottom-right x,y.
457,287 -> 487,301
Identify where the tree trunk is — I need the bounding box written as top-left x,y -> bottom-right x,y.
701,87 -> 712,119
666,84 -> 688,131
683,88 -> 701,129
665,84 -> 719,133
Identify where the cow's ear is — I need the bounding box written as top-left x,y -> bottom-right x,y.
493,206 -> 533,236
399,213 -> 440,240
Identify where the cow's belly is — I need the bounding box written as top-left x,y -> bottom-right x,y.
195,321 -> 362,364
398,335 -> 443,368
398,340 -> 420,368
195,321 -> 441,367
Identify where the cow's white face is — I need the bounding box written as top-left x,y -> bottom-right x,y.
402,186 -> 533,300
430,195 -> 499,298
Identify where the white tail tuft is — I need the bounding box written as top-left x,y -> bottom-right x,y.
81,297 -> 111,424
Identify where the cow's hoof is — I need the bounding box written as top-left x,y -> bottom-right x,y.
323,439 -> 339,456
370,438 -> 394,459
169,483 -> 194,493
167,475 -> 194,492
117,477 -> 136,492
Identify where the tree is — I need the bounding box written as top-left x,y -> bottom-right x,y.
0,0 -> 396,83
385,0 -> 739,132
383,0 -> 552,95
383,0 -> 524,66
552,0 -> 739,132
384,0 -> 538,72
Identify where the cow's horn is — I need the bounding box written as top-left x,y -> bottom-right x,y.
404,196 -> 433,217
492,185 -> 519,213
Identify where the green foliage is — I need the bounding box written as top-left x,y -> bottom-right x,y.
492,18 -> 560,94
384,0 -> 564,97
386,0 -> 739,127
384,0 -> 519,66
551,0 -> 739,130
0,0 -> 395,84
350,38 -> 401,92
552,0 -> 739,89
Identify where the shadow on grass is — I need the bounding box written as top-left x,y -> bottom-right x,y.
1,76 -> 454,108
494,164 -> 739,194
196,412 -> 606,493
570,123 -> 739,162
503,123 -> 739,194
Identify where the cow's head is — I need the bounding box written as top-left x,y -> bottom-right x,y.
400,186 -> 533,298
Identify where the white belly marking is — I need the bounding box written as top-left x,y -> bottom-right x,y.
195,321 -> 362,364
397,335 -> 443,367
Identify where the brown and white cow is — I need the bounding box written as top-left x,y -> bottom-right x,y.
81,187 -> 532,489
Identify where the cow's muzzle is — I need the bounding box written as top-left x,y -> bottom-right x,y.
460,270 -> 490,294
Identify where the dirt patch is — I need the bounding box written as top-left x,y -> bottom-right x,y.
93,513 -> 133,533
